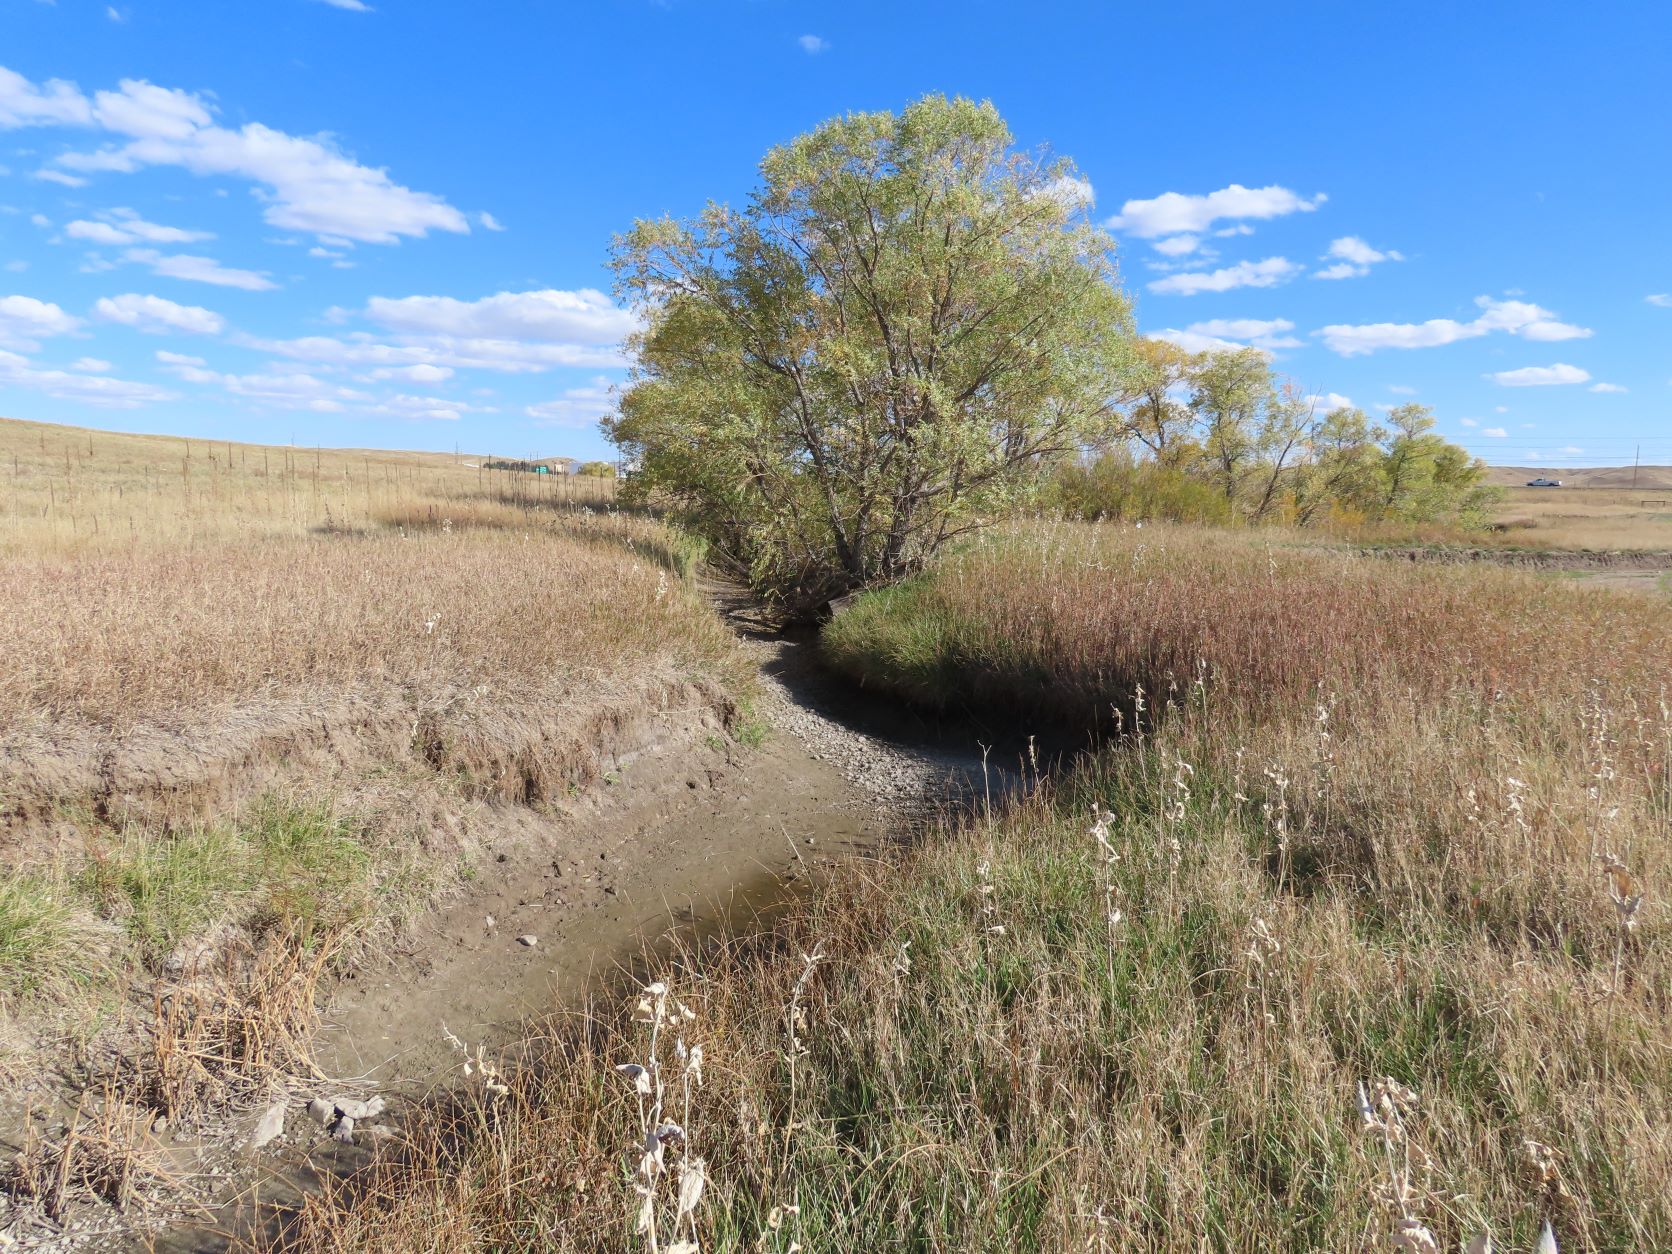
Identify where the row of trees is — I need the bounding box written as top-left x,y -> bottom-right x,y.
607,95 -> 1490,615
1070,339 -> 1494,528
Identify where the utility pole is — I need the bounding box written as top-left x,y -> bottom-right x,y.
1633,444 -> 1641,491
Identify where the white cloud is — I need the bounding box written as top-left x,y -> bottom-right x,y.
0,66 -> 467,245
1327,236 -> 1401,265
1148,257 -> 1300,296
1459,417 -> 1478,427
362,288 -> 636,344
0,66 -> 93,128
1152,235 -> 1201,257
1313,262 -> 1362,281
1032,175 -> 1095,211
1647,294 -> 1672,308
71,356 -> 113,372
1149,317 -> 1301,356
158,356 -> 369,411
1388,384 -> 1417,395
34,169 -> 88,188
0,347 -> 175,408
1312,236 -> 1404,281
317,0 -> 373,9
477,211 -> 506,232
1482,427 -> 1508,437
798,34 -> 828,54
2,261 -> 26,274
65,207 -> 214,246
1486,363 -> 1591,387
1316,294 -> 1592,355
93,292 -> 225,335
1107,183 -> 1325,239
1305,392 -> 1354,413
1588,382 -> 1627,394
526,376 -> 616,427
365,363 -> 454,384
155,350 -> 206,366
241,331 -> 625,374
123,249 -> 276,291
106,6 -> 127,22
0,294 -> 82,348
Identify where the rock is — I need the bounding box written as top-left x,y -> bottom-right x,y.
306,1097 -> 334,1125
366,1123 -> 398,1142
516,934 -> 538,947
332,1115 -> 355,1144
331,1095 -> 385,1121
250,1102 -> 286,1149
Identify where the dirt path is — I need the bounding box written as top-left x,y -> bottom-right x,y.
125,599 -> 1010,1253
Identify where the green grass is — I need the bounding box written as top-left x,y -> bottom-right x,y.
0,875 -> 85,998
1,799 -> 418,1003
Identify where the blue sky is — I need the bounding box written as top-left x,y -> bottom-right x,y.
1,0 -> 1668,465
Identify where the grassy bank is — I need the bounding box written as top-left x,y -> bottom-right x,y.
279,521 -> 1667,1252
0,424 -> 745,1140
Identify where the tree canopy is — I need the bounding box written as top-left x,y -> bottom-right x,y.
607,94 -> 1135,615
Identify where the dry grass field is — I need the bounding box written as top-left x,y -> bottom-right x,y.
0,418 -> 743,1127
0,415 -> 614,556
1482,466 -> 1672,552
285,523 -> 1670,1253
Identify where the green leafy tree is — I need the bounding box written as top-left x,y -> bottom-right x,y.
576,460 -> 617,478
1188,347 -> 1273,507
607,95 -> 1136,616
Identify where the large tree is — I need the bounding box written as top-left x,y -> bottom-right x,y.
606,95 -> 1135,615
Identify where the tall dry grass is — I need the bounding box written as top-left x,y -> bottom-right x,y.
269,521 -> 1668,1253
0,415 -> 614,557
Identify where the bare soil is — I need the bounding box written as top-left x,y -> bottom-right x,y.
2,593 -> 1024,1252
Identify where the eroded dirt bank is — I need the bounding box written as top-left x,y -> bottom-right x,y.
1,597 -> 1032,1252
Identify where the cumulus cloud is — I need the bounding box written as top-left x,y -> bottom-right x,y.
93,292 -> 225,335
0,346 -> 175,408
1148,257 -> 1300,296
122,248 -> 276,290
1305,392 -> 1354,413
1149,317 -> 1302,356
798,34 -> 828,54
1032,174 -> 1095,211
1313,237 -> 1404,280
0,294 -> 82,349
1316,295 -> 1592,356
0,65 -> 468,244
526,376 -> 616,427
1152,235 -> 1201,257
1486,363 -> 1591,387
1107,183 -> 1325,239
65,207 -> 213,246
1588,382 -> 1627,394
0,66 -> 94,127
362,288 -> 636,344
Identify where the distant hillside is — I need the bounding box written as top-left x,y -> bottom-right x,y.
1487,465 -> 1672,490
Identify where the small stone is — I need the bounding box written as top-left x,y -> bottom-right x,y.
366,1123 -> 398,1142
306,1097 -> 334,1125
250,1102 -> 286,1149
333,1096 -> 385,1121
516,934 -> 538,947
332,1115 -> 355,1144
